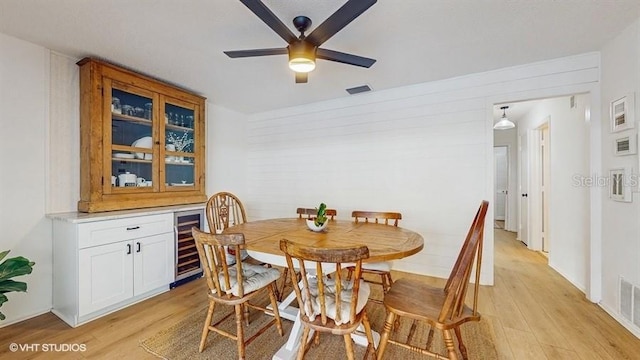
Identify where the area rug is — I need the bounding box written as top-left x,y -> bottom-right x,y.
141,291 -> 498,359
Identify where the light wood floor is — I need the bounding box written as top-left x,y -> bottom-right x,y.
1,229 -> 639,359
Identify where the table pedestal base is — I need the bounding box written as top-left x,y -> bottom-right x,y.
267,291 -> 380,360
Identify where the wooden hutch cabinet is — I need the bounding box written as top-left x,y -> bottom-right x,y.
77,58 -> 206,212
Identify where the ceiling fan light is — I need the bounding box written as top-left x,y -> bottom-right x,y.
288,40 -> 316,73
289,58 -> 316,73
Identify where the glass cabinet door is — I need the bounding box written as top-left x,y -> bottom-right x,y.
162,96 -> 198,190
106,80 -> 157,192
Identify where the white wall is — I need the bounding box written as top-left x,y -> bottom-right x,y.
48,53 -> 80,213
493,128 -> 517,232
246,53 -> 602,285
517,95 -> 591,291
206,103 -> 248,199
0,33 -> 52,325
600,18 -> 640,336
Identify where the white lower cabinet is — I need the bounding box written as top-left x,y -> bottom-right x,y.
78,241 -> 133,316
134,234 -> 175,295
52,212 -> 175,327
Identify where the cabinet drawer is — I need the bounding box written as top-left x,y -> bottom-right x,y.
78,214 -> 173,249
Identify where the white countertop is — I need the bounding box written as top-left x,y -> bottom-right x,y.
47,203 -> 206,223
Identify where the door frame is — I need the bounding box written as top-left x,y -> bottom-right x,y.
528,119 -> 550,252
493,145 -> 510,226
487,86 -> 602,303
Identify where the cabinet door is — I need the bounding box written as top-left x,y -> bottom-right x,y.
79,242 -> 134,316
133,233 -> 175,295
161,95 -> 201,191
105,78 -> 159,193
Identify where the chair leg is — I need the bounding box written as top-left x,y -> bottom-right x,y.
346,267 -> 354,281
268,283 -> 284,336
454,326 -> 468,360
381,274 -> 389,294
343,334 -> 355,360
296,327 -> 311,360
199,301 -> 215,352
361,311 -> 377,359
377,311 -> 396,360
442,329 -> 458,360
407,319 -> 418,344
424,326 -> 434,350
243,303 -> 250,326
234,304 -> 246,360
385,272 -> 393,293
278,268 -> 289,302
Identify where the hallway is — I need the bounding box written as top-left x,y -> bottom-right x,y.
483,228 -> 640,359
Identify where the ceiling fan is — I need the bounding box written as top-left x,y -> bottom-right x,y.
224,0 -> 377,83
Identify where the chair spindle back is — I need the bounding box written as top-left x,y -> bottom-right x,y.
440,201 -> 488,323
296,207 -> 337,220
352,211 -> 402,226
193,227 -> 247,298
206,192 -> 247,233
280,240 -> 369,326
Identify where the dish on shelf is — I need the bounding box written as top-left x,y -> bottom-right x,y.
131,136 -> 152,159
170,182 -> 194,187
113,153 -> 134,159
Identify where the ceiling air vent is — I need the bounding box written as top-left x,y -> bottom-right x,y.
346,85 -> 372,95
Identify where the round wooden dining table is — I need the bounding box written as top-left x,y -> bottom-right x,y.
224,218 -> 425,359
225,217 -> 424,267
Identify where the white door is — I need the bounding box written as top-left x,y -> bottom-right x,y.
79,241 -> 134,316
518,133 -> 529,245
541,126 -> 550,252
494,146 -> 509,221
134,233 -> 175,295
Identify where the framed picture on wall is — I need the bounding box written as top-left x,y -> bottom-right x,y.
610,93 -> 635,133
613,132 -> 637,156
609,168 -> 633,202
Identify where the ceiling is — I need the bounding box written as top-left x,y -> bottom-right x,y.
1,1 -> 639,115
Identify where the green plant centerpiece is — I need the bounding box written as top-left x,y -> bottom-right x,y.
314,203 -> 328,226
0,250 -> 35,320
306,203 -> 329,232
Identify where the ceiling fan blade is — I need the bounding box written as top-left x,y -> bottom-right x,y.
295,72 -> 308,83
306,0 -> 377,46
316,48 -> 376,68
239,0 -> 297,44
224,48 -> 288,58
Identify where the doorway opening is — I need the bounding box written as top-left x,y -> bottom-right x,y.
493,94 -> 593,295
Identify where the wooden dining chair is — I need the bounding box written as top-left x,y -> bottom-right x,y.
278,207 -> 338,301
192,227 -> 284,359
206,192 -> 248,232
280,239 -> 377,360
347,211 -> 402,302
296,207 -> 337,220
206,191 -> 267,267
375,201 -> 489,360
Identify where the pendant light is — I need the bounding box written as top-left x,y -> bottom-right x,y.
494,106 -> 515,130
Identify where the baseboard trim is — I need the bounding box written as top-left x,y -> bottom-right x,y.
0,307 -> 51,328
599,302 -> 640,339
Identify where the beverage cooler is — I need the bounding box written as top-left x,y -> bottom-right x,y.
171,209 -> 204,288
